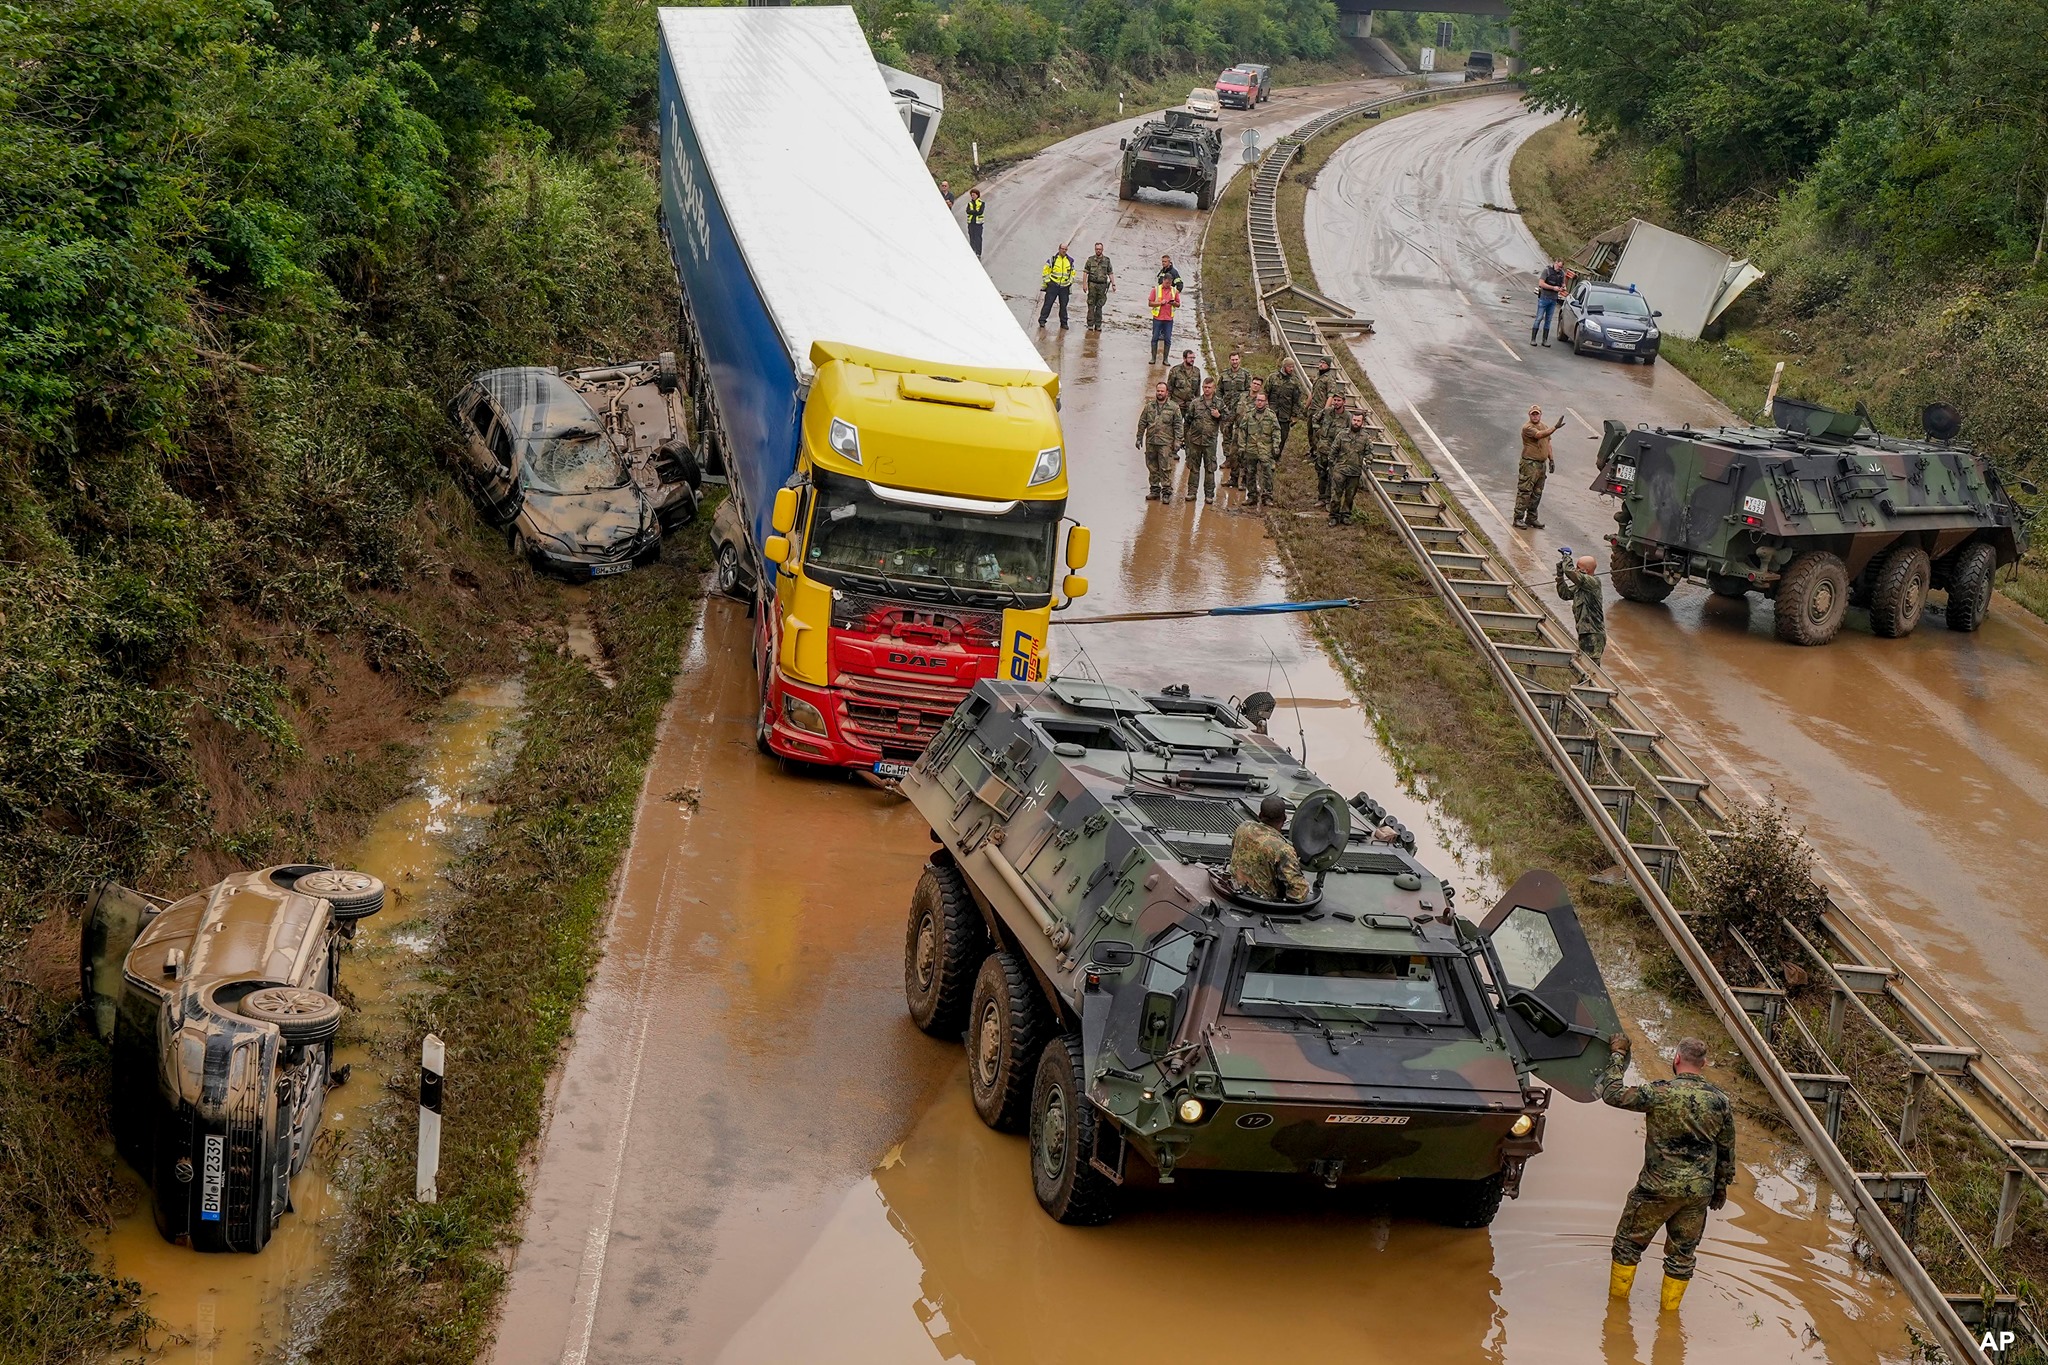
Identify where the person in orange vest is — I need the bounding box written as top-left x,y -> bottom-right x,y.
1147,274 -> 1182,364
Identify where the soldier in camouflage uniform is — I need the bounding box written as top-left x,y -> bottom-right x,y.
1082,242 -> 1115,332
1305,360 -> 1339,465
1181,379 -> 1224,503
1600,1033 -> 1734,1312
1311,393 -> 1349,503
1228,794 -> 1309,900
1166,349 -> 1202,414
1327,410 -> 1372,525
1238,392 -> 1282,507
1515,404 -> 1567,528
1216,353 -> 1252,487
1265,357 -> 1306,457
1555,552 -> 1606,663
1135,380 -> 1184,503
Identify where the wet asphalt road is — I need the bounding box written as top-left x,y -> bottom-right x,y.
1306,92 -> 2048,1080
491,84 -> 1916,1364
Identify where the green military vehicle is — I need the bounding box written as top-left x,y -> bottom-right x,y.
1117,110 -> 1221,210
899,677 -> 1620,1225
1593,399 -> 2031,645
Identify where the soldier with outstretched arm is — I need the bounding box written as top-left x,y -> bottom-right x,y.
1555,550 -> 1606,662
1600,1033 -> 1736,1312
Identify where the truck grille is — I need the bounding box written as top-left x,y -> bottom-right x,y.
1130,793 -> 1247,837
838,673 -> 975,759
830,593 -> 1002,649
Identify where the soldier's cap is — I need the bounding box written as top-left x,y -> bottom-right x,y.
1317,358 -> 1331,369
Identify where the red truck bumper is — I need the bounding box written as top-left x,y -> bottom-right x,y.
762,668 -> 986,776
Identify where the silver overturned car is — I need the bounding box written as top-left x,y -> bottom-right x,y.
82,864 -> 385,1252
449,357 -> 700,578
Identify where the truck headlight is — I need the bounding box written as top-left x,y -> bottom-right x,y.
783,693 -> 828,735
828,418 -> 861,464
1028,445 -> 1063,486
1510,1113 -> 1535,1137
1177,1096 -> 1204,1124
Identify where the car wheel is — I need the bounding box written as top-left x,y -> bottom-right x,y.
1030,1034 -> 1121,1225
1773,550 -> 1850,645
903,858 -> 986,1039
967,950 -> 1052,1133
1642,353 -> 1658,367
1868,544 -> 1930,638
1942,541 -> 1998,632
240,986 -> 343,1045
294,868 -> 386,921
716,541 -> 747,600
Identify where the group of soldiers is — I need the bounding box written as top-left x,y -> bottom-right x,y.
1133,349 -> 1377,518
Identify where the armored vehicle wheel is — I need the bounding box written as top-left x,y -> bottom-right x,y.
1196,179 -> 1214,211
1410,1170 -> 1507,1228
1610,545 -> 1676,604
1774,550 -> 1850,645
904,859 -> 985,1039
1868,545 -> 1931,638
240,986 -> 343,1045
1118,170 -> 1137,201
1030,1034 -> 1120,1225
293,868 -> 386,921
1943,541 -> 1997,632
1705,573 -> 1749,599
967,950 -> 1051,1132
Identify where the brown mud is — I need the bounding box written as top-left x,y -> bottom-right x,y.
495,82 -> 1917,1364
97,679 -> 523,1363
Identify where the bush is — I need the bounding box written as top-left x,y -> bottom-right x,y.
1693,800 -> 1830,969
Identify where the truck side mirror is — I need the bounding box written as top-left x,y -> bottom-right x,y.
763,535 -> 790,566
1065,524 -> 1091,571
1089,941 -> 1136,969
771,488 -> 799,535
1139,990 -> 1176,1056
1063,574 -> 1089,600
1119,138 -> 1128,151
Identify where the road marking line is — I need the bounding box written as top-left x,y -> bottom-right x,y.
1491,332 -> 1522,361
1405,402 -> 1518,537
1565,405 -> 1593,431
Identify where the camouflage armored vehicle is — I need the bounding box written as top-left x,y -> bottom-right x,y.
1593,399 -> 2031,645
1118,111 -> 1221,210
900,677 -> 1619,1225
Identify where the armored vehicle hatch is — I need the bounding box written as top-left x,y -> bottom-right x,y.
900,678 -> 1618,1225
1118,112 -> 1222,211
1593,399 -> 2030,644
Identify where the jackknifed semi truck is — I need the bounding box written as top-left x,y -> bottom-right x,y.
657,6 -> 1091,780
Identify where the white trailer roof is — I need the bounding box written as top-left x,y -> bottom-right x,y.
658,6 -> 1048,381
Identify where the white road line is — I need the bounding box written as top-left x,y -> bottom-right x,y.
1491,332 -> 1522,361
1564,405 -> 1593,431
1405,402 -> 1518,538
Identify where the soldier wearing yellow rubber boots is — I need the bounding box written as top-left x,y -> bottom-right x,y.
1601,1033 -> 1735,1312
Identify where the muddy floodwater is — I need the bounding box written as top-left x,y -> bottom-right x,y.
96,678 -> 523,1363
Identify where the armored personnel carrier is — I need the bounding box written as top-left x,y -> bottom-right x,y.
1118,111 -> 1221,210
900,677 -> 1619,1225
1593,399 -> 2031,645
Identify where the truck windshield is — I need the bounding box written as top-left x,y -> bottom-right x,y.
1238,946 -> 1449,1015
803,470 -> 1059,601
525,428 -> 629,495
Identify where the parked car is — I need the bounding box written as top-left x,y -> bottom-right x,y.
1184,87 -> 1221,121
1559,282 -> 1663,363
448,357 -> 700,579
1215,67 -> 1257,109
82,865 -> 386,1252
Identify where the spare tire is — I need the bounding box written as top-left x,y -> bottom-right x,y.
240,986 -> 343,1045
294,868 -> 386,921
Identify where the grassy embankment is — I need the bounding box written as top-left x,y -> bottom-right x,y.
1510,119 -> 2048,622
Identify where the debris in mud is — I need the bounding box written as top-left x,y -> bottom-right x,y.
1589,864 -> 1630,886
664,785 -> 702,808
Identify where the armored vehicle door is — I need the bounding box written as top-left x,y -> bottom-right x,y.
80,880 -> 159,1042
1476,870 -> 1620,1101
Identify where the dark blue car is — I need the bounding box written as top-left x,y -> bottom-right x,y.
1559,282 -> 1663,364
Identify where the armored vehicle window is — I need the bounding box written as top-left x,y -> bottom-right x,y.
1491,906 -> 1565,992
1238,947 -> 1448,1015
1035,719 -> 1131,751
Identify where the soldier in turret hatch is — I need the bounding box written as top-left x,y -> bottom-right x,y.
1229,795 -> 1309,901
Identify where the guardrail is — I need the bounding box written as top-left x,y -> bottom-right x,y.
1237,82 -> 2045,1365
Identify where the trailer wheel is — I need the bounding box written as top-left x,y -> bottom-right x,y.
1868,544 -> 1930,638
904,861 -> 985,1038
1773,550 -> 1850,645
1610,544 -> 1676,604
1942,541 -> 1997,632
1030,1034 -> 1121,1225
967,950 -> 1051,1133
240,987 -> 343,1046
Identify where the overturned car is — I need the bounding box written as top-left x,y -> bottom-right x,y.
82,865 -> 385,1252
449,357 -> 701,579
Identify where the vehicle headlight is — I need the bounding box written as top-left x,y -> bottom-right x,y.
1583,319 -> 1603,335
828,417 -> 861,464
1177,1096 -> 1205,1124
1510,1113 -> 1535,1137
1028,445 -> 1063,486
783,693 -> 828,735
1645,327 -> 1660,339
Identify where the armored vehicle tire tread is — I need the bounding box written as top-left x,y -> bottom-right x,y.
1030,1034 -> 1120,1225
1868,544 -> 1930,638
1410,1170 -> 1507,1228
1943,541 -> 1997,632
293,868 -> 386,920
240,986 -> 343,1045
1196,180 -> 1214,211
1119,171 -> 1136,201
1610,545 -> 1676,604
968,950 -> 1052,1133
904,860 -> 985,1039
1774,550 -> 1850,645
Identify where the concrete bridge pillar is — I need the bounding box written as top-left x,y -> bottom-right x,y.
1507,25 -> 1524,75
1340,9 -> 1373,37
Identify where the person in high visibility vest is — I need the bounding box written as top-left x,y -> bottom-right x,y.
964,187 -> 987,258
1147,275 -> 1181,364
1037,244 -> 1076,329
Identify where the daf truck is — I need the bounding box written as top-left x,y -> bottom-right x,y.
657,7 -> 1091,779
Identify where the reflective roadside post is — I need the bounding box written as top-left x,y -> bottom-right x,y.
418,1033 -> 445,1203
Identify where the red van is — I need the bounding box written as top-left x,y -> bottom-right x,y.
1216,67 -> 1257,109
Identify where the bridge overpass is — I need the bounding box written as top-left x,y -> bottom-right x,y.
1333,0 -> 1517,65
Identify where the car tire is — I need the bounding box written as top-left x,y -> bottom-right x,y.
1642,354 -> 1658,367
1706,573 -> 1749,599
967,950 -> 1052,1133
904,858 -> 986,1039
1942,541 -> 1998,632
1030,1034 -> 1121,1225
293,868 -> 386,922
1868,544 -> 1930,638
1774,550 -> 1850,645
716,541 -> 748,601
1610,544 -> 1677,604
240,986 -> 343,1045
1411,1170 -> 1508,1229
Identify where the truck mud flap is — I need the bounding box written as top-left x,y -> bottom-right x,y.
1089,1111 -> 1127,1185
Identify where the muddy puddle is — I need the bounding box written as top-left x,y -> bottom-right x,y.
96,677 -> 525,1363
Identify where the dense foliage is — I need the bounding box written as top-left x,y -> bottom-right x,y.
850,0 -> 1344,74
